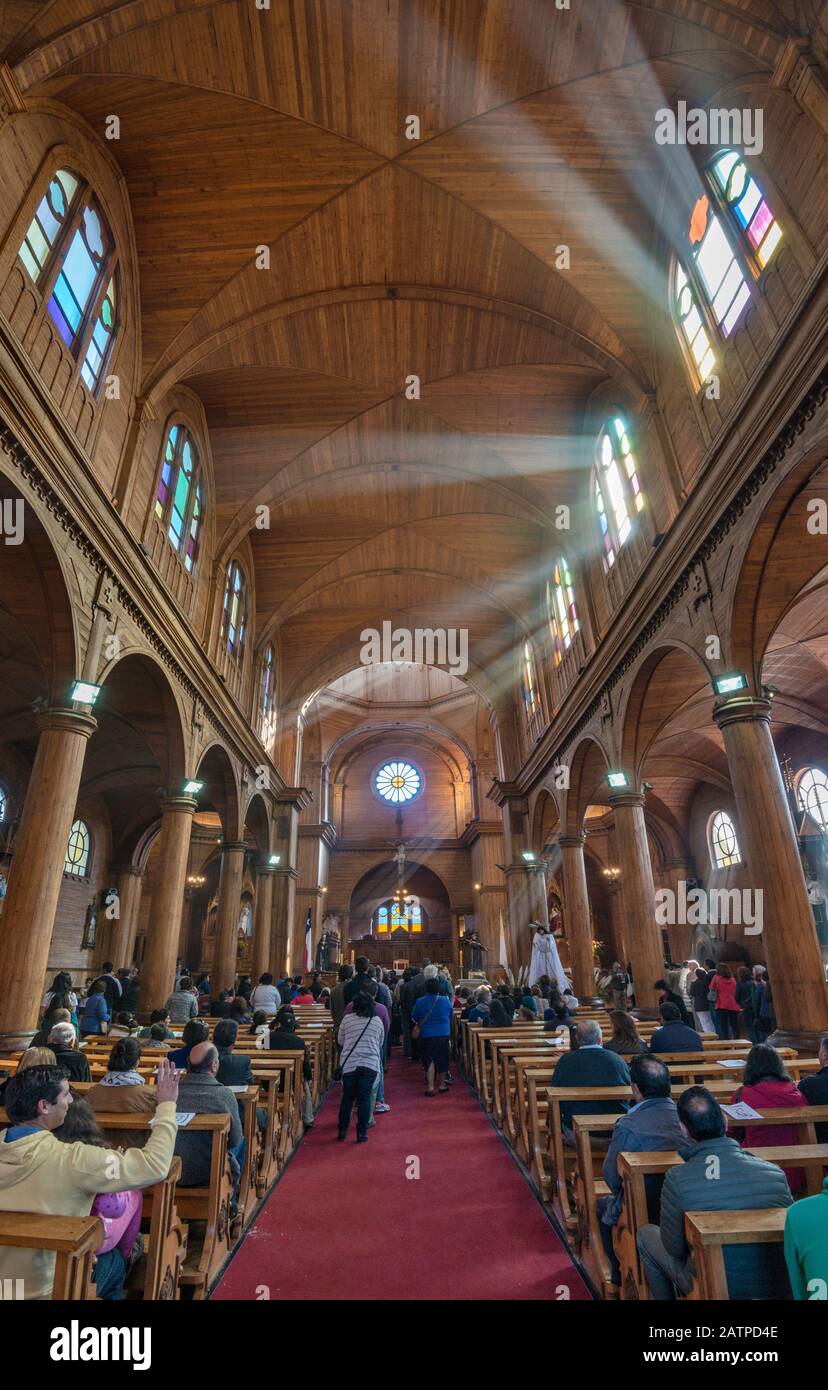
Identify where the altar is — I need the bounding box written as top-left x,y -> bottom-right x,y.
350,932 -> 457,972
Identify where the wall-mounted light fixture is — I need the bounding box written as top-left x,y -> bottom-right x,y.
712,671 -> 749,697
70,681 -> 101,705
606,771 -> 629,790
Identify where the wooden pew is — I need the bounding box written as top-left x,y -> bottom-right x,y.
0,1212 -> 103,1299
684,1209 -> 787,1300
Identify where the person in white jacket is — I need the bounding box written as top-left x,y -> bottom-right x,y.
250,972 -> 281,1014
0,1058 -> 180,1299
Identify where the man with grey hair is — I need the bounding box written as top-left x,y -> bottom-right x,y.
47,1022 -> 91,1082
550,1018 -> 631,1143
175,1040 -> 243,1191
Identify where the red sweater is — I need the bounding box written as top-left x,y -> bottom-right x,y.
713,974 -> 739,1011
736,1078 -> 808,1192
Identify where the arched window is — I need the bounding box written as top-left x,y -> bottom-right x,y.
546,556 -> 579,665
707,150 -> 782,270
0,786 -> 7,821
376,905 -> 389,934
258,644 -> 277,752
18,169 -> 120,394
672,261 -> 716,385
221,560 -> 248,660
155,424 -> 204,573
709,810 -> 741,869
64,819 -> 91,877
521,640 -> 541,734
796,767 -> 828,834
593,416 -> 644,570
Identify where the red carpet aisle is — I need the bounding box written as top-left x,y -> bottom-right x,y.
213,1051 -> 591,1301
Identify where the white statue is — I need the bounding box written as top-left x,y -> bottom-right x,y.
528,921 -> 568,992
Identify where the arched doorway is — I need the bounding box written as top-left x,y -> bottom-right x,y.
347,861 -> 456,971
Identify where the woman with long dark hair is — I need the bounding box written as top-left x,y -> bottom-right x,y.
735,1043 -> 808,1191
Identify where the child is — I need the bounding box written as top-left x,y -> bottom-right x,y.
54,1098 -> 143,1296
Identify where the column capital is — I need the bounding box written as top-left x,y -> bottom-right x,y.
220,839 -> 247,855
488,779 -> 528,812
159,795 -> 198,816
713,696 -> 772,731
608,790 -> 646,810
276,787 -> 314,814
35,706 -> 97,740
559,833 -> 586,849
114,863 -> 144,879
254,862 -> 278,878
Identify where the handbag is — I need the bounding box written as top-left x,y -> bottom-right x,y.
334,1017 -> 374,1082
411,996 -> 439,1041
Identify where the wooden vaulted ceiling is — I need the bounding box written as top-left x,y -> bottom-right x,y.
1,0 -> 804,729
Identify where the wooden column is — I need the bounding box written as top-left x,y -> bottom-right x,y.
715,697 -> 828,1048
609,791 -> 664,1015
466,820 -> 507,978
270,869 -> 296,976
97,865 -> 144,972
503,864 -> 548,978
661,860 -> 695,962
213,840 -> 246,994
251,865 -> 275,983
139,797 -> 196,1011
0,707 -> 96,1040
559,834 -> 600,1001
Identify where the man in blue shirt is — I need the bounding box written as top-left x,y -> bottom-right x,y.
648,1003 -> 702,1054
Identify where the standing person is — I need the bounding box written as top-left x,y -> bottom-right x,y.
79,980 -> 111,1037
411,977 -> 453,1096
401,965 -> 427,1060
654,979 -> 692,1027
343,957 -> 370,1004
330,964 -> 353,1034
165,976 -> 198,1024
527,922 -> 568,992
610,962 -> 629,1012
689,967 -> 715,1034
41,972 -> 78,1017
344,980 -> 391,1115
709,962 -> 741,1040
91,963 -> 123,1014
734,966 -> 755,1039
336,993 -> 384,1143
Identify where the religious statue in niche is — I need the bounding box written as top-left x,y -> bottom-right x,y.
237,901 -> 253,939
81,899 -> 98,951
316,914 -> 341,970
461,926 -> 487,973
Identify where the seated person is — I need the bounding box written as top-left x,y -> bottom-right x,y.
167,1019 -> 209,1070
46,1023 -> 91,1083
31,1000 -> 76,1047
147,1023 -> 171,1049
250,973 -> 281,1014
0,1061 -> 179,1299
550,1019 -> 630,1141
175,1043 -> 244,1190
258,1007 -> 314,1126
249,1009 -> 269,1038
85,1037 -> 156,1149
637,1086 -> 792,1300
108,1012 -> 139,1039
732,1043 -> 808,1194
798,1032 -> 828,1141
603,1009 -> 648,1055
53,1098 -> 144,1299
138,1009 -> 175,1041
497,985 -> 516,1019
784,1172 -> 828,1300
0,1047 -> 56,1105
214,1019 -> 254,1087
208,989 -> 233,1020
79,980 -> 111,1037
648,1003 -> 702,1054
597,1055 -> 686,1286
291,984 -> 315,1006
466,988 -> 493,1023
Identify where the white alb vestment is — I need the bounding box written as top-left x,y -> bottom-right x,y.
528,928 -> 568,992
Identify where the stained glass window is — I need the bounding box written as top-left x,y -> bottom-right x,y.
376,905 -> 389,933
708,150 -> 782,269
221,560 -> 248,660
673,261 -> 716,385
709,810 -> 741,869
0,787 -> 6,821
375,761 -> 421,803
546,556 -> 579,665
155,424 -> 204,574
18,169 -> 79,283
797,767 -> 828,834
521,640 -> 541,734
688,193 -> 751,338
375,898 -> 423,933
64,819 -> 91,877
17,169 -> 119,395
258,644 -> 276,752
594,416 -> 644,570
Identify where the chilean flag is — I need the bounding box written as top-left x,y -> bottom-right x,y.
302,907 -> 313,973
